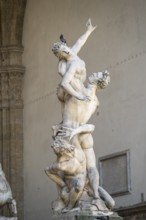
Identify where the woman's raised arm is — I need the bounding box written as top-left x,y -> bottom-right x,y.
71,18 -> 97,55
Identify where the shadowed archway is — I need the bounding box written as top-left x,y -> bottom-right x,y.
0,0 -> 27,219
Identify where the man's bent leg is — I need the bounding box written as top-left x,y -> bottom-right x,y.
81,134 -> 100,199
62,177 -> 85,212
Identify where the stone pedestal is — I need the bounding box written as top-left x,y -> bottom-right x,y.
52,211 -> 123,220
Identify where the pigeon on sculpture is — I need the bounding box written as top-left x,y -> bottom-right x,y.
60,34 -> 67,44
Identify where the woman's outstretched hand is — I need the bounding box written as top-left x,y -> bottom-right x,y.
86,18 -> 97,32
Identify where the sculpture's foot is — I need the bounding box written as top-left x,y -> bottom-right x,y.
52,198 -> 65,212
62,207 -> 80,213
62,207 -> 70,213
92,198 -> 109,211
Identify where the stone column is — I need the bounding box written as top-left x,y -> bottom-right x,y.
0,46 -> 25,219
0,1 -> 27,219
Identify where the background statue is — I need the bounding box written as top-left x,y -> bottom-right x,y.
0,163 -> 17,219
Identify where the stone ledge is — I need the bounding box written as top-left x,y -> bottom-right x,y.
116,202 -> 146,217
52,211 -> 123,220
0,65 -> 25,73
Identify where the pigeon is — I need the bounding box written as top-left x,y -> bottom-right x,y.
60,34 -> 67,44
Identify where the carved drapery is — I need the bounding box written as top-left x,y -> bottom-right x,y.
0,1 -> 27,219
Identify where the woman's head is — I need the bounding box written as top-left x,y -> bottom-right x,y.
88,70 -> 110,89
52,42 -> 72,60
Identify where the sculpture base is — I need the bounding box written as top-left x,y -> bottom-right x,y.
52,211 -> 123,220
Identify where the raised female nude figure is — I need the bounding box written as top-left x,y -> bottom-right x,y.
52,18 -> 97,103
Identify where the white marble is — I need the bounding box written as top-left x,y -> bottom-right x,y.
45,19 -> 115,214
0,163 -> 17,217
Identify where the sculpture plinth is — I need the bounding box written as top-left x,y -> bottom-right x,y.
45,19 -> 120,219
52,211 -> 122,220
